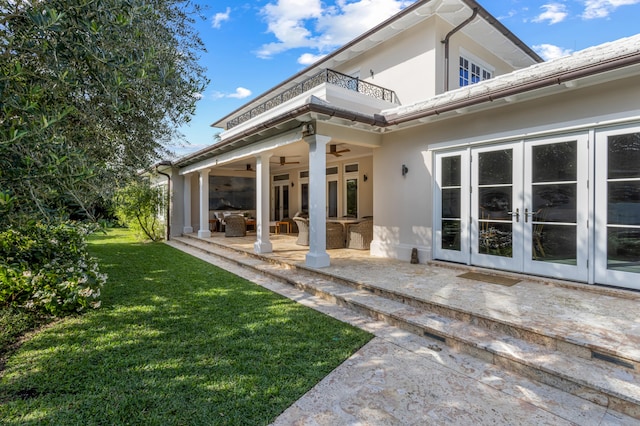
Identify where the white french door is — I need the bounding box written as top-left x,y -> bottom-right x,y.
272,182 -> 289,221
436,134 -> 589,281
595,126 -> 640,290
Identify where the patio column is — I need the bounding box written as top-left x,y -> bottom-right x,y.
183,173 -> 193,234
304,133 -> 331,268
254,153 -> 273,254
197,168 -> 211,238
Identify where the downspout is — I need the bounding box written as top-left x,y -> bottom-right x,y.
442,7 -> 478,92
156,162 -> 172,241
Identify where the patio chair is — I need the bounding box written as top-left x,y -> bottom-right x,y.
293,217 -> 309,246
326,222 -> 345,249
224,214 -> 246,237
346,218 -> 373,250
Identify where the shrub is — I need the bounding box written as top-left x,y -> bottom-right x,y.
0,222 -> 106,316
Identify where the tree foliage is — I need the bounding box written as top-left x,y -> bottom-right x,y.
114,179 -> 165,241
0,0 -> 208,226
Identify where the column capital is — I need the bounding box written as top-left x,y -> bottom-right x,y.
303,134 -> 331,148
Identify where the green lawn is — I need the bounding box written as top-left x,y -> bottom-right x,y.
0,229 -> 372,425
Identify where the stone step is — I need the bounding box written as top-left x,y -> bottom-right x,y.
171,235 -> 640,419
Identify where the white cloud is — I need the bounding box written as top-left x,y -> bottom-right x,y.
212,7 -> 231,29
211,87 -> 253,100
533,43 -> 574,60
297,52 -> 326,65
227,87 -> 252,99
257,0 -> 412,59
582,0 -> 640,19
533,3 -> 569,24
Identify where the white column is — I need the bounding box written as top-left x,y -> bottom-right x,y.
183,174 -> 193,234
254,153 -> 273,253
197,168 -> 211,238
305,134 -> 331,268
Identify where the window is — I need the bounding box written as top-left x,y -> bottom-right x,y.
459,56 -> 492,87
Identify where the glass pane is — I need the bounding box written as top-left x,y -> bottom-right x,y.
607,227 -> 640,273
478,187 -> 512,220
328,181 -> 338,217
442,188 -> 461,219
479,222 -> 512,257
532,142 -> 576,182
274,187 -> 281,221
479,150 -> 512,185
608,133 -> 640,179
301,183 -> 309,214
532,184 -> 576,223
442,156 -> 461,187
442,220 -> 461,251
608,181 -> 640,226
532,224 -> 577,265
346,178 -> 357,217
283,185 -> 289,219
345,164 -> 358,173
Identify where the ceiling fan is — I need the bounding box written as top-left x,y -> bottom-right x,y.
272,156 -> 300,166
328,144 -> 350,157
234,164 -> 255,172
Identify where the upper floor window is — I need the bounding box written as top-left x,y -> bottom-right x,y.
459,56 -> 492,87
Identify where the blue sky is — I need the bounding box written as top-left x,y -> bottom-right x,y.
170,0 -> 640,156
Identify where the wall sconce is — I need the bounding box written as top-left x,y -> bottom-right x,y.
301,123 -> 315,137
402,164 -> 409,177
291,182 -> 294,187
363,174 -> 368,182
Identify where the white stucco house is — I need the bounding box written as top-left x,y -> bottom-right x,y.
154,0 -> 640,291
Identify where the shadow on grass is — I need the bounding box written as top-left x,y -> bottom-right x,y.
0,235 -> 372,425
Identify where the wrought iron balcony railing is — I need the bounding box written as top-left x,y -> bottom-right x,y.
226,69 -> 398,129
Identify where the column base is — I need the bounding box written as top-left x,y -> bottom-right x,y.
197,230 -> 211,238
305,251 -> 330,268
183,226 -> 194,234
254,241 -> 273,254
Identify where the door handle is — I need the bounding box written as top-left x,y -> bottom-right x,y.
508,208 -> 520,222
524,208 -> 538,223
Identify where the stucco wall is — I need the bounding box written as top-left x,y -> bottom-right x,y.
371,74 -> 640,262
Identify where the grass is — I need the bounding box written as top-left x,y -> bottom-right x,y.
0,228 -> 372,425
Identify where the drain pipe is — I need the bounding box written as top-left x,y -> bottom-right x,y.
442,7 -> 478,92
156,161 -> 172,241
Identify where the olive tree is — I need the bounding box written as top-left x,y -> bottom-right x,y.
0,0 -> 208,226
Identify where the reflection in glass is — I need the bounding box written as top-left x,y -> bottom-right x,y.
608,181 -> 640,226
532,224 -> 577,264
442,156 -> 461,187
607,227 -> 640,273
608,133 -> 640,179
479,222 -> 512,257
442,220 -> 461,251
328,181 -> 338,217
479,150 -> 512,185
346,178 -> 358,217
301,183 -> 309,214
442,189 -> 461,218
532,142 -> 577,182
478,187 -> 512,220
532,184 -> 576,223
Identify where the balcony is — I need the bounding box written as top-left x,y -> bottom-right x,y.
226,69 -> 398,129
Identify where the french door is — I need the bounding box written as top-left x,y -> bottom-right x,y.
436,134 -> 589,281
272,182 -> 289,221
595,126 -> 640,290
